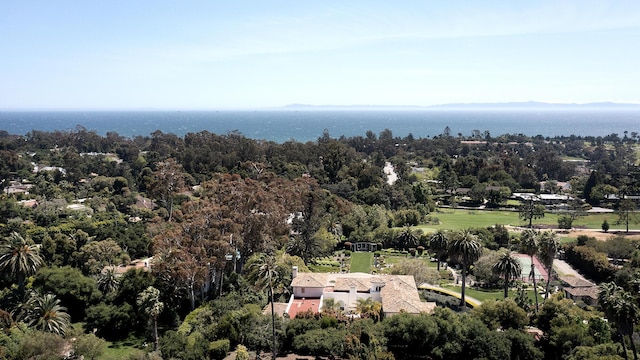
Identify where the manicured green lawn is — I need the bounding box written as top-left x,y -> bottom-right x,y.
442,285 -> 504,302
421,209 -> 538,231
308,257 -> 341,272
380,252 -> 438,268
442,285 -> 540,303
571,212 -> 629,230
350,252 -> 373,273
418,208 -> 636,233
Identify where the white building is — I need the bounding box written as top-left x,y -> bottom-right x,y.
285,267 -> 435,318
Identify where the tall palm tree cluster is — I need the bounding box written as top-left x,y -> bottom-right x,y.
518,229 -> 559,312
0,232 -> 71,336
428,228 -> 560,309
599,282 -> 639,360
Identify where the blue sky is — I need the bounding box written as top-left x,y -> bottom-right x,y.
1,1 -> 639,109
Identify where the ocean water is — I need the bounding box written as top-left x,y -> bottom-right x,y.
0,109 -> 638,143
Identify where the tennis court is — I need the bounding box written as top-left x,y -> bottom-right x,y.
513,254 -> 548,283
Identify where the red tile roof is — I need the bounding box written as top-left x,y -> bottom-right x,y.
288,298 -> 321,318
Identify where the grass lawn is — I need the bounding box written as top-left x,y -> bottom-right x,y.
421,209 -> 541,231
571,212 -> 629,230
417,208 -> 636,233
308,257 -> 341,273
442,285 -> 540,303
99,341 -> 146,360
350,252 -> 373,273
442,285 -> 504,302
380,251 -> 438,269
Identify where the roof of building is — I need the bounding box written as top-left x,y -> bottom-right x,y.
564,286 -> 599,299
290,272 -> 328,288
18,199 -> 38,208
102,257 -> 153,276
559,276 -> 595,288
291,272 -> 435,315
383,297 -> 436,314
287,298 -> 322,318
333,277 -> 372,292
262,302 -> 289,317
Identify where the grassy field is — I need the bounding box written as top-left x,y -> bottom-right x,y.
98,340 -> 147,360
417,208 -> 634,233
442,285 -> 540,303
99,346 -> 145,360
308,257 -> 341,273
350,252 -> 373,273
422,209 -> 527,231
379,251 -> 438,269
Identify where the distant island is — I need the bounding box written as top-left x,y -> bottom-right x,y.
283,101 -> 640,111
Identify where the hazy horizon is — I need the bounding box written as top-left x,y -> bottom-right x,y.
4,101 -> 640,112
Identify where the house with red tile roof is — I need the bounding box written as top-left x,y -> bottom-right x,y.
283,267 -> 435,318
559,275 -> 599,305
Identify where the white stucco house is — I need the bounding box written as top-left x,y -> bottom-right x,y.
284,267 -> 436,318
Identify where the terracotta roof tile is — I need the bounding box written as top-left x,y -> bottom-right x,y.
564,286 -> 599,299
333,278 -> 371,292
559,276 -> 595,288
290,273 -> 328,288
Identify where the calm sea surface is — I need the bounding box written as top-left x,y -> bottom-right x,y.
0,110 -> 638,143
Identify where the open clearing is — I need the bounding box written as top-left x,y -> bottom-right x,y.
418,208 -> 640,242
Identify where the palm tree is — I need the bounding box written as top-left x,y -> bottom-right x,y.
355,297 -> 382,322
520,229 -> 540,312
23,291 -> 71,336
247,253 -> 279,360
96,267 -> 120,296
599,282 -> 639,360
137,286 -> 164,351
429,230 -> 449,271
492,250 -> 522,298
449,229 -> 482,308
0,232 -> 44,294
398,225 -> 419,251
537,231 -> 558,301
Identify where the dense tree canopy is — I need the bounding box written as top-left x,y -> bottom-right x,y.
1,125 -> 639,359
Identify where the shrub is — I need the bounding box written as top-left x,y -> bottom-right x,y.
439,270 -> 453,280
563,245 -> 614,282
208,339 -> 231,360
558,215 -> 573,230
393,209 -> 422,227
235,345 -> 249,360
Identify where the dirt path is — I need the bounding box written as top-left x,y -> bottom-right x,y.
506,226 -> 640,241
564,228 -> 640,241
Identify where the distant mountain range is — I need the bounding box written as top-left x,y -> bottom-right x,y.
283,102 -> 640,110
